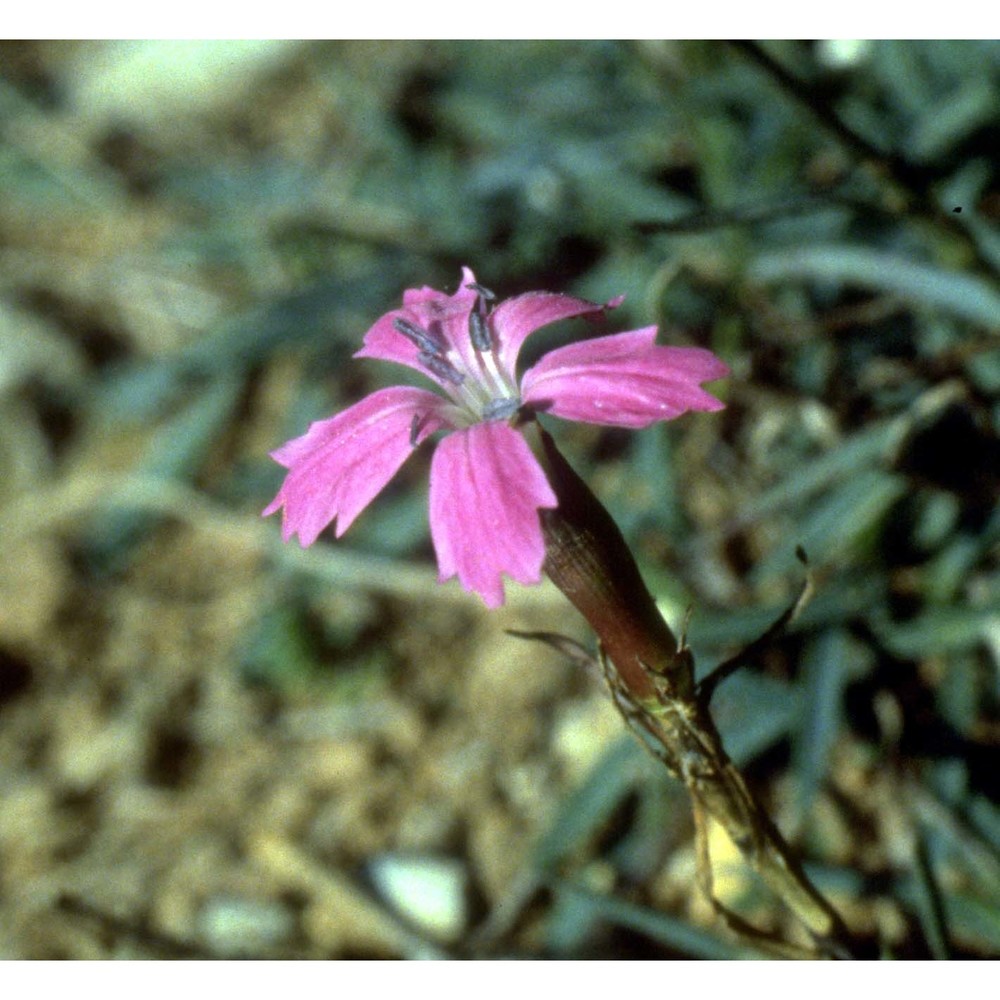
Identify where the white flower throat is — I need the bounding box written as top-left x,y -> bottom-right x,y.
393,284 -> 521,428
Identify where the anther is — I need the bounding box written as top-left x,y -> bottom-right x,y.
393,317 -> 444,355
465,282 -> 496,302
468,309 -> 492,351
482,398 -> 520,421
466,283 -> 495,352
418,351 -> 466,386
409,412 -> 425,447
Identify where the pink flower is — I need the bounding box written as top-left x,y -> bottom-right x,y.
263,267 -> 729,607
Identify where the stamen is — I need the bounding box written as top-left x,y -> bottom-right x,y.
482,398 -> 520,421
468,309 -> 492,351
393,317 -> 444,355
465,282 -> 496,302
418,351 -> 466,386
466,282 -> 495,353
409,412 -> 424,447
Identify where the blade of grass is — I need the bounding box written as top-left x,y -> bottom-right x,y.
791,629 -> 858,824
749,245 -> 1000,329
912,825 -> 952,959
549,879 -> 766,959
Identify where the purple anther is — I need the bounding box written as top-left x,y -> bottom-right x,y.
393,317 -> 445,355
418,350 -> 466,386
409,412 -> 424,447
465,282 -> 496,302
469,309 -> 492,351
482,397 -> 520,421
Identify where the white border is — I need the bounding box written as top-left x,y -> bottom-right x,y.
5,5 -> 998,40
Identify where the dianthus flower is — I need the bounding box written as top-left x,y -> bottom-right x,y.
264,267 -> 729,607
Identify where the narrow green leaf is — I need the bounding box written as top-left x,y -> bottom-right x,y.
733,419 -> 903,527
749,246 -> 1000,329
792,629 -> 855,819
532,737 -> 646,872
712,672 -> 803,764
753,470 -> 907,581
873,605 -> 994,657
944,892 -> 1000,953
549,880 -> 765,959
912,827 -> 952,959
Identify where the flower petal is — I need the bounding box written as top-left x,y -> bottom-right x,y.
520,327 -> 730,428
429,422 -> 557,608
491,290 -> 624,376
354,266 -> 481,387
263,386 -> 452,545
